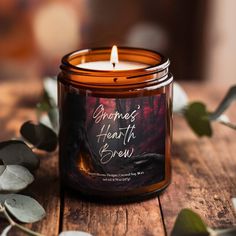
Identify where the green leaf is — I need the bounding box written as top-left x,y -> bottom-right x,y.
48,107 -> 59,134
38,109 -> 59,134
4,194 -> 46,223
173,82 -> 189,113
171,209 -> 209,236
59,232 -> 92,236
36,78 -> 57,117
0,194 -> 12,204
209,227 -> 236,236
184,102 -> 212,137
0,165 -> 34,193
20,121 -> 57,152
0,140 -> 39,170
43,77 -> 57,107
39,114 -> 54,130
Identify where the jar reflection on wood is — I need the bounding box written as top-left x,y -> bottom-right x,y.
58,47 -> 173,202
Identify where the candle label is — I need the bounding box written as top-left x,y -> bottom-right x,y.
61,93 -> 166,191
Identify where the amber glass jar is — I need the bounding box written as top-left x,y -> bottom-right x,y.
58,47 -> 173,202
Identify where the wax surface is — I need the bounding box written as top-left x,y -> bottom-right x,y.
77,61 -> 148,71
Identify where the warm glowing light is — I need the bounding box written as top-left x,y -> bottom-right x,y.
110,45 -> 119,67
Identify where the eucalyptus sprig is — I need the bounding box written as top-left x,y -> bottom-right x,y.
0,197 -> 45,236
0,121 -> 57,235
0,78 -> 93,236
173,83 -> 236,137
171,198 -> 236,236
36,77 -> 59,134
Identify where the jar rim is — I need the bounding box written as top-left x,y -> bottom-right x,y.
61,47 -> 170,76
59,47 -> 172,88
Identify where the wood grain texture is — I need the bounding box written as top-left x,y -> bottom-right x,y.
160,83 -> 236,235
62,193 -> 165,236
1,80 -> 236,236
23,151 -> 60,236
0,79 -> 60,236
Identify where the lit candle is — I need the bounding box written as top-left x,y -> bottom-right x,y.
77,45 -> 148,71
58,46 -> 173,202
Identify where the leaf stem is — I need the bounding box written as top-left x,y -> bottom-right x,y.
15,222 -> 45,236
0,204 -> 45,236
218,120 -> 236,130
0,204 -> 15,226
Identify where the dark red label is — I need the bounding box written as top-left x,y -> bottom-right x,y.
60,92 -> 166,191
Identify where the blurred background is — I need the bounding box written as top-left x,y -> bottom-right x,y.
0,0 -> 236,83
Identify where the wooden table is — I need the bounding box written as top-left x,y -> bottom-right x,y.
0,79 -> 236,236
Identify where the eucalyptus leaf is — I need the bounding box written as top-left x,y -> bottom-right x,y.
0,194 -> 11,219
184,102 -> 212,137
20,121 -> 57,152
209,227 -> 236,236
1,225 -> 12,236
0,194 -> 12,204
39,77 -> 59,133
39,114 -> 54,130
43,77 -> 57,106
36,93 -> 59,133
0,165 -> 34,193
173,82 -> 189,113
232,198 -> 236,213
0,140 -> 39,170
37,77 -> 57,113
48,107 -> 59,134
36,100 -> 51,115
59,231 -> 92,236
4,194 -> 46,223
171,209 -> 209,236
216,114 -> 230,123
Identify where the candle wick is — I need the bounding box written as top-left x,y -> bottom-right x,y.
112,62 -> 116,69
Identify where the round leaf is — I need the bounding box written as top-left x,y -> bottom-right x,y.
0,140 -> 39,170
4,194 -> 46,223
59,231 -> 92,236
0,165 -> 34,193
43,77 -> 57,106
184,102 -> 212,137
0,194 -> 13,204
48,107 -> 59,134
171,209 -> 209,236
173,82 -> 188,113
20,121 -> 57,152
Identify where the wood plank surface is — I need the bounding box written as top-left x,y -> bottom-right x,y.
62,193 -> 165,236
1,79 -> 236,236
160,83 -> 236,235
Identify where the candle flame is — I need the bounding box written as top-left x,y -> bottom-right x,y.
110,45 -> 119,68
